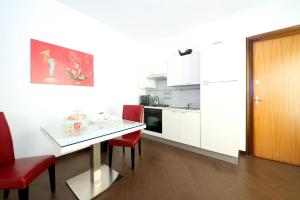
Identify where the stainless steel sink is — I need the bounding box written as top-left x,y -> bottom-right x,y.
188,107 -> 200,110
169,106 -> 200,110
169,106 -> 186,109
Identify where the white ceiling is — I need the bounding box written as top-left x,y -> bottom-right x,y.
57,0 -> 267,43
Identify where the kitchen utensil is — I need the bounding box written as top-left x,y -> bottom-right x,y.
153,96 -> 159,105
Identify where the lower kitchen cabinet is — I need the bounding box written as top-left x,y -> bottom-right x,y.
162,109 -> 200,147
179,111 -> 200,147
200,81 -> 241,157
162,110 -> 180,142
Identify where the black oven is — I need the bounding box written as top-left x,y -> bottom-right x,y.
144,108 -> 162,133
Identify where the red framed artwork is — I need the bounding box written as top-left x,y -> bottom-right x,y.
30,39 -> 94,86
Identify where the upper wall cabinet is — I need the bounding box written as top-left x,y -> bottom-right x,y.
200,40 -> 243,82
138,58 -> 168,88
167,52 -> 200,86
138,66 -> 156,88
148,59 -> 167,75
166,57 -> 183,86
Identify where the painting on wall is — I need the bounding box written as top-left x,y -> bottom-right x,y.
30,39 -> 94,86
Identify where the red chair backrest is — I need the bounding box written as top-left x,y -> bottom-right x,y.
122,105 -> 144,123
0,112 -> 15,166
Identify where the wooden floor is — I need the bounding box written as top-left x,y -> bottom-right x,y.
1,138 -> 300,200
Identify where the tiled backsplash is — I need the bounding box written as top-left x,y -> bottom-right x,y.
145,80 -> 200,107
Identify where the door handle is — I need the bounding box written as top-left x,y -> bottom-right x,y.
253,96 -> 263,101
253,96 -> 264,105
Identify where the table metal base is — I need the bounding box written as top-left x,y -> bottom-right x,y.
66,165 -> 124,200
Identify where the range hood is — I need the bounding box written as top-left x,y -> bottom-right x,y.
146,73 -> 167,80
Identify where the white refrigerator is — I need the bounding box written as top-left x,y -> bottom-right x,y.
200,41 -> 243,158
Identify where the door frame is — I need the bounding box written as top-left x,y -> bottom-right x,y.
246,25 -> 300,155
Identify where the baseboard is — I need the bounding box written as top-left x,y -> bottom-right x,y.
239,150 -> 247,155
142,134 -> 238,165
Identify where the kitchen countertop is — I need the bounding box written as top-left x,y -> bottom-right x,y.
144,106 -> 200,113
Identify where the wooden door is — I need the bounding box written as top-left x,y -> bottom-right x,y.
253,33 -> 300,165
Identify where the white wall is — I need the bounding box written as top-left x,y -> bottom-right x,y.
0,0 -> 143,157
147,0 -> 300,151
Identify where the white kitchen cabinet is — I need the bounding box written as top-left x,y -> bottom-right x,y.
200,81 -> 241,157
138,58 -> 168,88
201,41 -> 241,82
162,109 -> 180,142
166,57 -> 183,86
138,66 -> 156,88
149,59 -> 167,75
200,40 -> 242,158
162,109 -> 200,147
182,54 -> 200,85
179,111 -> 201,148
167,53 -> 200,86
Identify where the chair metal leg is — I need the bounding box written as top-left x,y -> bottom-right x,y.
18,187 -> 29,200
4,189 -> 9,199
109,145 -> 113,167
131,147 -> 135,171
48,164 -> 56,192
138,139 -> 141,155
123,147 -> 125,154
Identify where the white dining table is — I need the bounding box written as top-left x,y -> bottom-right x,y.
41,119 -> 146,200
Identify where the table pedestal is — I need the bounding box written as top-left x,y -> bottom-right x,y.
66,143 -> 124,199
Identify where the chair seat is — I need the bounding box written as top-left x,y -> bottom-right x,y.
0,155 -> 55,189
108,131 -> 141,148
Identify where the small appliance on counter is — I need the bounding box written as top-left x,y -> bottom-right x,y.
139,95 -> 151,106
153,96 -> 159,105
140,95 -> 169,107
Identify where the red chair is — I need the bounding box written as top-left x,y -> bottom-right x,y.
108,105 -> 144,170
0,112 -> 55,200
